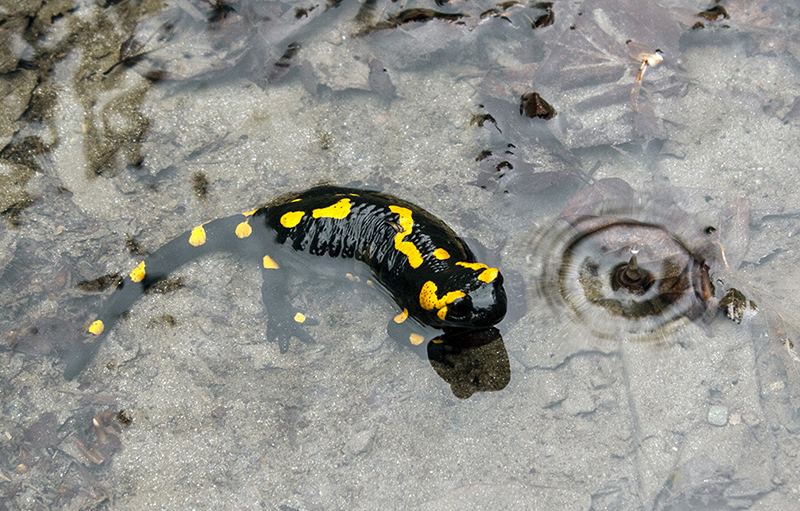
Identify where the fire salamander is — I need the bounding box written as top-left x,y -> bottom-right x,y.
63,185 -> 507,380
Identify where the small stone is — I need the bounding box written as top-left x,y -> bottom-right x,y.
708,405 -> 729,427
742,412 -> 760,426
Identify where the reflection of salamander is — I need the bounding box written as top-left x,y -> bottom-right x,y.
63,185 -> 507,380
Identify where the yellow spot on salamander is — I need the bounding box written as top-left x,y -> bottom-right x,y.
312,198 -> 352,219
433,248 -> 450,260
242,208 -> 259,216
280,210 -> 305,228
409,333 -> 424,345
388,205 -> 423,269
89,320 -> 104,335
263,255 -> 279,269
456,261 -> 499,283
478,267 -> 498,283
130,261 -> 146,283
419,281 -> 465,319
235,220 -> 252,238
189,225 -> 207,247
394,308 -> 409,324
291,198 -> 302,202
294,313 -> 306,323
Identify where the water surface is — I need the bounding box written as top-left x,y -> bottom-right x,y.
2,0 -> 800,509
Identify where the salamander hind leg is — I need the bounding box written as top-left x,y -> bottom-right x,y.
260,257 -> 317,353
62,339 -> 103,381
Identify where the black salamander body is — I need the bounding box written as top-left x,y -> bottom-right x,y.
63,186 -> 507,379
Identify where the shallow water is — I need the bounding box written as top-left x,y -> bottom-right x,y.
2,0 -> 800,509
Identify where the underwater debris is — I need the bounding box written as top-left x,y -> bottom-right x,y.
519,92 -> 557,119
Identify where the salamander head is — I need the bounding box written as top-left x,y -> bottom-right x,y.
418,263 -> 507,328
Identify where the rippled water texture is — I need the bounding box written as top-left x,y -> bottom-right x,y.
532,184 -> 719,341
2,0 -> 800,509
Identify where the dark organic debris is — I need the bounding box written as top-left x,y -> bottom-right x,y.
192,171 -> 209,199
116,410 -> 132,427
530,2 -> 555,29
480,8 -> 504,21
268,42 -> 302,83
205,0 -> 238,23
496,161 -> 513,171
362,8 -> 465,34
145,277 -> 186,295
719,288 -> 757,324
520,92 -> 556,119
150,314 -> 178,327
1,196 -> 35,227
692,4 -> 730,29
480,1 -> 522,22
294,5 -> 317,19
78,410 -> 127,466
697,5 -> 730,22
390,8 -> 464,24
125,234 -> 149,256
470,112 -> 499,129
75,273 -> 123,292
476,0 -> 552,29
475,150 -> 493,161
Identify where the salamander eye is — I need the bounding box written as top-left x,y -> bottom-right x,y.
446,295 -> 472,320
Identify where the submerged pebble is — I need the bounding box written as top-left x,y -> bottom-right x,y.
708,405 -> 729,427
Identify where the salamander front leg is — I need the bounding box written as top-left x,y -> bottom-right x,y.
385,308 -> 442,357
260,255 -> 316,353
